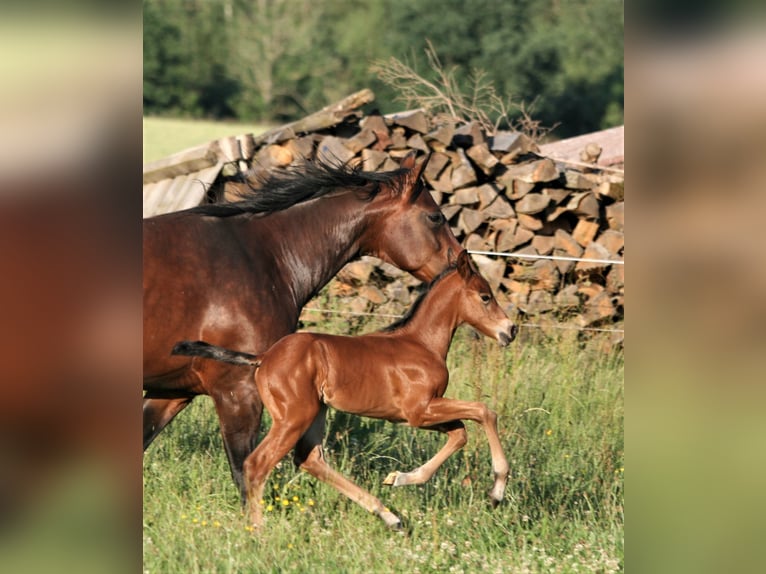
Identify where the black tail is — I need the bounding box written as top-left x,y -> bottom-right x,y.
171,340 -> 260,366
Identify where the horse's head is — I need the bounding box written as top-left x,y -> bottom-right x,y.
455,250 -> 517,346
362,152 -> 462,282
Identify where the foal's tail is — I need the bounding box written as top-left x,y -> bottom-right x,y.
171,340 -> 261,367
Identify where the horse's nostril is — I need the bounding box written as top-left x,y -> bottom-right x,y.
510,325 -> 518,341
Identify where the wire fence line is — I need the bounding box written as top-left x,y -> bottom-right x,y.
467,249 -> 624,266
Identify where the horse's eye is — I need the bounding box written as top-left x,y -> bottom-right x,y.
427,212 -> 445,225
480,293 -> 492,304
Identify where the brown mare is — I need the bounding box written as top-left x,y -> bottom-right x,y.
143,153 -> 461,501
172,250 -> 517,529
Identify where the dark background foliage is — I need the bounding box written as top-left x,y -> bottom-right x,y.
143,0 -> 623,138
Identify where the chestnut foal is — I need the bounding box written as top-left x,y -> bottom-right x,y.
172,251 -> 516,530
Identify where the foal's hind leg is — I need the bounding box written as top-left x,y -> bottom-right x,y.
143,395 -> 193,450
383,420 -> 467,487
295,406 -> 402,530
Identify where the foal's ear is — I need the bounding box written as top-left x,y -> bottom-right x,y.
456,249 -> 475,280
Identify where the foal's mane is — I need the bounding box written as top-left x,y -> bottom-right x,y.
187,158 -> 410,218
382,264 -> 459,333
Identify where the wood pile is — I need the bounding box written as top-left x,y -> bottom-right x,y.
209,93 -> 624,337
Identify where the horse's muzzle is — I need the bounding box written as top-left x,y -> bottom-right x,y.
497,324 -> 518,347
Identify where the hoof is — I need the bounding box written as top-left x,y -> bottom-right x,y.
379,510 -> 402,530
383,471 -> 401,486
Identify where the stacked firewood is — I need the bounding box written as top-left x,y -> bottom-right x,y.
214,104 -> 624,336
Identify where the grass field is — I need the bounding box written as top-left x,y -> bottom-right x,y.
143,327 -> 623,573
143,117 -> 623,573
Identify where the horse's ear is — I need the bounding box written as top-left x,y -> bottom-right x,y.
456,250 -> 473,280
401,152 -> 431,203
400,151 -> 417,170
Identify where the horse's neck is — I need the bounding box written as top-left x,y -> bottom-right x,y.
255,195 -> 368,308
397,281 -> 462,358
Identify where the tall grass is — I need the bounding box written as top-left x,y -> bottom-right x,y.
143,325 -> 623,573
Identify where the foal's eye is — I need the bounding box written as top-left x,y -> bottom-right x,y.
480,293 -> 492,304
427,212 -> 445,225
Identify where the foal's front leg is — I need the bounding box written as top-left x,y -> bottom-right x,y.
383,420 -> 467,487
407,398 -> 510,506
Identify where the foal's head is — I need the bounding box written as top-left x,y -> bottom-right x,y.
453,250 -> 517,346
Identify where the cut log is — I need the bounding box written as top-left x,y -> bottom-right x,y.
387,109 -> 429,133
465,233 -> 491,252
337,260 -> 375,284
596,229 -> 624,257
507,179 -> 535,200
555,284 -> 580,308
458,208 -> 485,235
427,165 -> 454,193
499,158 -> 559,184
361,148 -> 389,171
577,290 -> 616,327
596,178 -> 625,201
490,131 -> 538,155
317,136 -> 356,165
522,290 -> 554,313
566,192 -> 600,220
575,242 -> 613,273
572,218 -> 600,247
254,144 -> 293,169
425,122 -> 455,147
515,193 -> 550,215
483,196 -> 515,220
466,143 -> 499,175
518,259 -> 560,292
470,253 -> 506,291
606,264 -> 625,294
284,136 -> 315,162
440,204 -> 462,221
344,127 -> 377,153
578,281 -> 605,300
423,152 -> 451,181
532,234 -> 556,255
606,201 -> 624,231
564,170 -> 600,190
517,212 -> 544,231
554,229 -> 584,274
451,186 -> 480,206
358,285 -> 387,305
453,122 -> 485,147
542,187 -> 573,205
390,127 -> 408,149
406,133 -> 430,153
450,148 -> 478,190
477,183 -> 500,209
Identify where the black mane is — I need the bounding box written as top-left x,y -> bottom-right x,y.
187,158 -> 410,218
382,264 -> 458,333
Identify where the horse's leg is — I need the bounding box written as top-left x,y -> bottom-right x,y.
294,405 -> 402,530
142,396 -> 193,450
241,407 -> 316,529
411,398 -> 509,506
210,377 -> 264,505
383,420 -> 467,487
